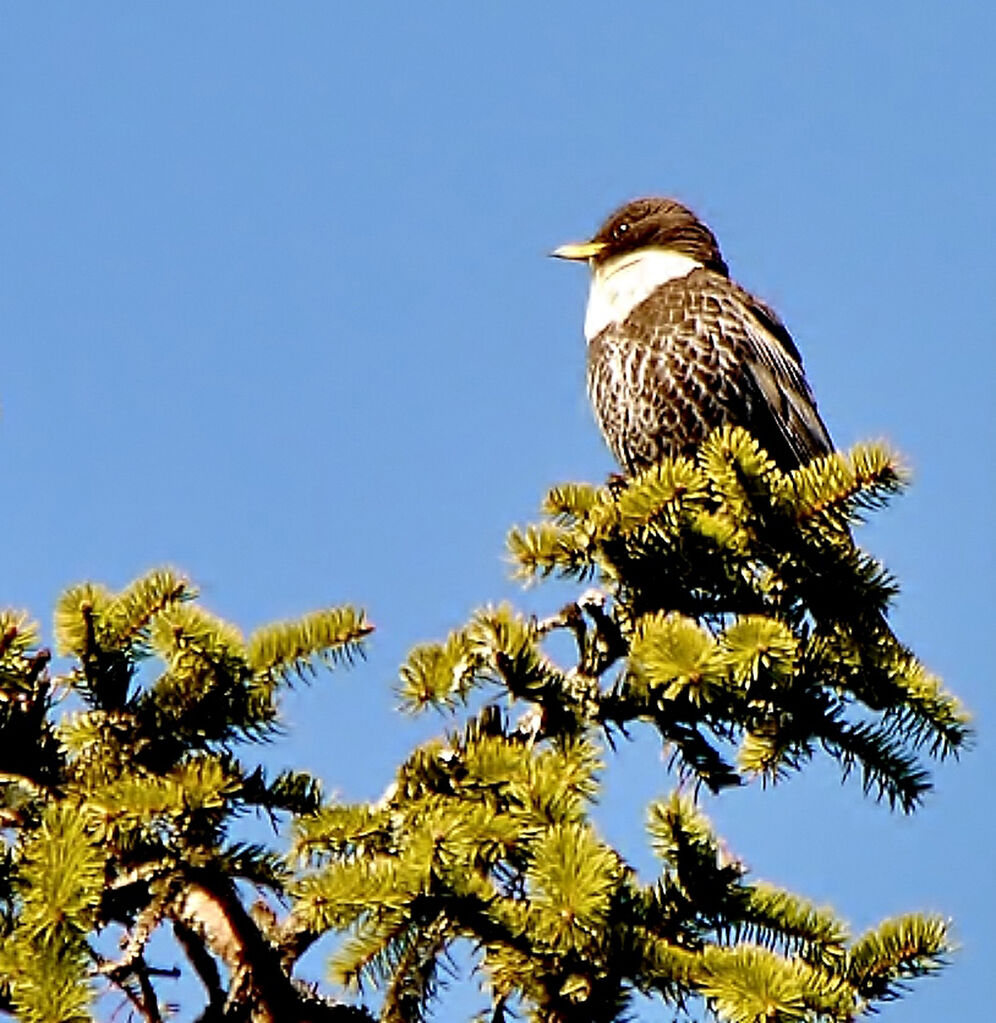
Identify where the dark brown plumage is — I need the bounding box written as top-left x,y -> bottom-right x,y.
553,198 -> 833,474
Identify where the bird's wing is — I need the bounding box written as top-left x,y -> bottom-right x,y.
728,284 -> 834,467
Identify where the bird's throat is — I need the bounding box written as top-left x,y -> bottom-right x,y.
584,247 -> 702,341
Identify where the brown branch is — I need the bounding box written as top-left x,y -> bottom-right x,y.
98,889 -> 167,981
135,956 -> 164,1023
173,918 -> 226,1022
171,871 -> 372,1022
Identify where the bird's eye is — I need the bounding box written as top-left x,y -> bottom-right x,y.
614,222 -> 630,239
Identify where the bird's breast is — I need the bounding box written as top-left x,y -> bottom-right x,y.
583,247 -> 703,342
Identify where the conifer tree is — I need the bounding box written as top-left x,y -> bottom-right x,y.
0,572 -> 374,1022
0,430 -> 970,1022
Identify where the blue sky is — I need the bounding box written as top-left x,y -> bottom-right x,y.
2,4 -> 993,1020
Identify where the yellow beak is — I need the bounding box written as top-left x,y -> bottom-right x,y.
550,240 -> 608,261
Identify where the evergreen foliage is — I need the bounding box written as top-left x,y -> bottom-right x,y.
0,570 -> 372,1022
0,430 -> 969,1022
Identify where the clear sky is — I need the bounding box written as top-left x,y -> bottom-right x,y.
2,4 -> 993,1020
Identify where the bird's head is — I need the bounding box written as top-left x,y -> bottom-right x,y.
552,197 -> 729,277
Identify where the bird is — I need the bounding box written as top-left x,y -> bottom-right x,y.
552,197 -> 833,474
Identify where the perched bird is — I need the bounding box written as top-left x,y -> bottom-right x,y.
552,198 -> 833,474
